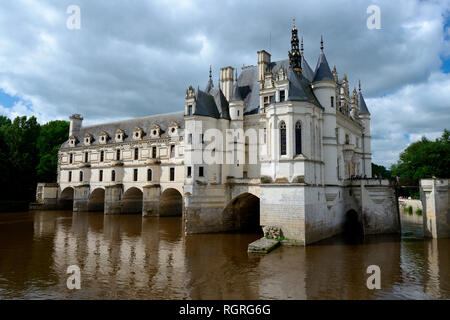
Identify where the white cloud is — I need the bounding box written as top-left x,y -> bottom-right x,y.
0,0 -> 449,166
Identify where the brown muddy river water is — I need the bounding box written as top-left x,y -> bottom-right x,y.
0,210 -> 449,299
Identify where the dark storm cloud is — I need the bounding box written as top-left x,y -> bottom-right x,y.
0,0 -> 449,167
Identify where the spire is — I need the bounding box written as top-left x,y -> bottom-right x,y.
205,65 -> 214,93
358,81 -> 370,115
312,35 -> 333,82
288,20 -> 302,76
301,36 -> 304,54
358,79 -> 361,92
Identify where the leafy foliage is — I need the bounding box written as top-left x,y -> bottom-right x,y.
391,129 -> 450,180
0,116 -> 68,201
371,163 -> 391,179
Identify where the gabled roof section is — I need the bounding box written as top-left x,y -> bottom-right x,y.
358,91 -> 370,115
287,67 -> 322,108
313,51 -> 334,82
301,55 -> 314,82
231,81 -> 243,102
209,87 -> 230,120
194,89 -> 220,118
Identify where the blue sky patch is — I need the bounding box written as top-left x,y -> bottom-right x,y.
0,89 -> 20,108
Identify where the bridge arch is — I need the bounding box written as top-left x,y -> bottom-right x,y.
122,187 -> 143,214
59,187 -> 74,210
160,188 -> 183,216
223,193 -> 261,233
88,188 -> 105,212
343,209 -> 364,238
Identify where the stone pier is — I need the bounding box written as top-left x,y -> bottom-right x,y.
104,184 -> 123,215
143,184 -> 161,216
420,179 -> 450,238
73,185 -> 90,212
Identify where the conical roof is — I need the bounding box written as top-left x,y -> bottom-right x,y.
313,51 -> 334,82
358,91 -> 370,115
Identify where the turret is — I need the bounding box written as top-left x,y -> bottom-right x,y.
69,114 -> 83,137
358,81 -> 372,177
310,36 -> 338,185
311,36 -> 335,110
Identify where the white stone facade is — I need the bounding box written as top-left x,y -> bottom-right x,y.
51,26 -> 400,245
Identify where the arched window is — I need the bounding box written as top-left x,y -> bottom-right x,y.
111,170 -> 115,182
295,121 -> 302,155
147,169 -> 152,182
280,121 -> 286,156
79,171 -> 83,182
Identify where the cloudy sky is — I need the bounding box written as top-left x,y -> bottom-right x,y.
0,0 -> 449,167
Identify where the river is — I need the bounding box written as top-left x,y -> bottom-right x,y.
0,210 -> 449,299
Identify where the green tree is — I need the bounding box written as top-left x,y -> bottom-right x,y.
391,129 -> 450,180
2,116 -> 40,200
371,163 -> 391,179
36,120 -> 69,182
391,129 -> 450,198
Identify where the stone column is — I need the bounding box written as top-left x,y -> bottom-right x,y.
421,179 -> 450,238
73,185 -> 90,212
142,184 -> 161,217
104,184 -> 123,215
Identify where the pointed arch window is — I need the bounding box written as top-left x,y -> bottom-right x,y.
295,121 -> 302,155
280,121 -> 287,156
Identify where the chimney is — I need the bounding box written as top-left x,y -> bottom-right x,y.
257,50 -> 271,81
220,66 -> 234,101
69,114 -> 83,137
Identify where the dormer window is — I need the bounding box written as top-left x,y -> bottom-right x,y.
69,135 -> 77,147
84,133 -> 93,146
99,131 -> 109,145
150,124 -> 161,139
115,129 -> 125,143
168,121 -> 179,137
133,127 -> 144,140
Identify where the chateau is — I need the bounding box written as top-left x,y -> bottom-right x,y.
38,25 -> 400,245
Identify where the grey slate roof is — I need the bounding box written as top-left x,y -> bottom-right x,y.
313,51 -> 334,82
193,89 -> 220,118
287,68 -> 321,108
358,91 -> 370,115
236,65 -> 260,114
301,56 -> 315,82
209,87 -> 230,119
231,81 -> 243,101
61,111 -> 185,148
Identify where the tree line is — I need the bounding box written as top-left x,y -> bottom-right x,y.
0,115 -> 69,203
372,129 -> 450,198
